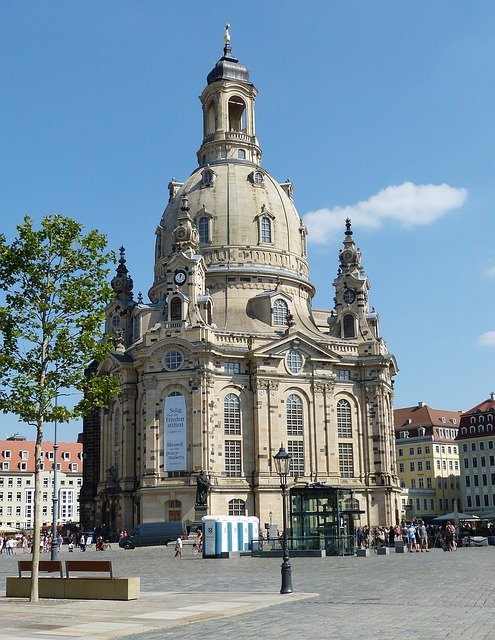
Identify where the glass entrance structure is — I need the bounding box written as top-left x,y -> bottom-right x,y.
289,486 -> 362,555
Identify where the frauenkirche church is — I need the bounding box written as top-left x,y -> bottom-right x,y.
81,27 -> 400,543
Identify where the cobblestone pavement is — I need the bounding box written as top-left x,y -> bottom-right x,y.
0,543 -> 494,639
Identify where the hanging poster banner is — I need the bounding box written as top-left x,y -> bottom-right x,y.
164,394 -> 187,471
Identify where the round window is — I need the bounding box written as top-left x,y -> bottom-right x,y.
286,349 -> 303,374
162,350 -> 184,371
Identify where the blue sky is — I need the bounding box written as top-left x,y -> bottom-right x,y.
1,1 -> 494,441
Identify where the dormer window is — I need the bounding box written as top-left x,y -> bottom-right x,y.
62,452 -> 70,461
250,170 -> 265,187
198,216 -> 210,244
273,299 -> 289,325
201,167 -> 217,187
418,427 -> 426,437
3,450 -> 11,459
20,451 -> 28,460
256,206 -> 275,244
261,216 -> 271,243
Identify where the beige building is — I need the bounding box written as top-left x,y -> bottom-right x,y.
82,29 -> 399,542
0,435 -> 82,531
394,403 -> 462,520
457,393 -> 495,518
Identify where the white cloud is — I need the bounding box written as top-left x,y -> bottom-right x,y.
303,182 -> 467,244
478,332 -> 495,347
484,267 -> 495,278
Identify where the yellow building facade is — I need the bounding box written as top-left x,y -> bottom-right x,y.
394,403 -> 461,520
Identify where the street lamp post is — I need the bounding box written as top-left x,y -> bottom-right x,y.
273,444 -> 293,594
50,402 -> 59,560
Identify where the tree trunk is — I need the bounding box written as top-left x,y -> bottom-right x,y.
30,419 -> 44,603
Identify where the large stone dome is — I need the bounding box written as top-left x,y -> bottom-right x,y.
158,162 -> 309,285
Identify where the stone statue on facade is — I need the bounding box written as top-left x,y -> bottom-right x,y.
195,470 -> 209,506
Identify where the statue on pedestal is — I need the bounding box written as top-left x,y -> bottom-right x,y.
195,470 -> 209,506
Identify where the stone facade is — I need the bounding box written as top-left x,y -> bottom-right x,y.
81,28 -> 400,535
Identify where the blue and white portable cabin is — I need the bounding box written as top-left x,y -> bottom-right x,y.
202,516 -> 227,557
238,516 -> 249,551
247,516 -> 260,550
226,516 -> 239,552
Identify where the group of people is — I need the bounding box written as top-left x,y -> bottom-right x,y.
174,527 -> 202,559
0,534 -> 28,554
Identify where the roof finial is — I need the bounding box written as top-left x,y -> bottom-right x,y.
224,22 -> 232,56
345,218 -> 353,236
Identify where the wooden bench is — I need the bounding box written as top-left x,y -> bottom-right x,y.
6,559 -> 139,600
65,560 -> 113,578
17,560 -> 63,578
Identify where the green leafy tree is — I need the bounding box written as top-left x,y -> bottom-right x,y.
0,214 -> 120,602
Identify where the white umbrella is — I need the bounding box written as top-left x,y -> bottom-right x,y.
0,526 -> 21,533
433,512 -> 480,522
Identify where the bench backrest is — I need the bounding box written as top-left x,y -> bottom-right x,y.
65,560 -> 113,578
18,560 -> 63,578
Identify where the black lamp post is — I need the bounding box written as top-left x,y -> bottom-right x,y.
273,444 -> 293,594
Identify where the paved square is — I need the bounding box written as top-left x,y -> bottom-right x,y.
0,544 -> 493,639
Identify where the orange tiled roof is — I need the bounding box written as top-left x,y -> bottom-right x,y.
394,404 -> 462,432
0,440 -> 83,474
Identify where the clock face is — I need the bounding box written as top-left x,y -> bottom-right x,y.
341,250 -> 354,263
174,269 -> 187,286
343,288 -> 356,304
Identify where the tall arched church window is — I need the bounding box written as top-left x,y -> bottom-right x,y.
198,216 -> 210,244
170,297 -> 182,321
286,394 -> 303,435
343,314 -> 356,339
229,498 -> 246,516
337,399 -> 352,438
224,393 -> 241,435
261,216 -> 272,243
228,96 -> 246,132
273,299 -> 288,325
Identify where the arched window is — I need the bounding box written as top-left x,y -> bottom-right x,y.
228,498 -> 246,516
170,297 -> 182,321
286,394 -> 303,435
228,96 -> 246,132
167,499 -> 182,521
237,149 -> 246,159
224,393 -> 241,435
343,314 -> 355,338
273,299 -> 288,325
337,399 -> 352,438
206,101 -> 215,134
198,216 -> 210,244
260,216 -> 272,243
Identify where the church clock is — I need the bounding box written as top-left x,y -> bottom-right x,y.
174,269 -> 187,286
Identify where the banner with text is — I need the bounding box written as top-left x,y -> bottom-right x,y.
164,394 -> 187,471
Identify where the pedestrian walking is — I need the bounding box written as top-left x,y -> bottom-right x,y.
174,536 -> 183,559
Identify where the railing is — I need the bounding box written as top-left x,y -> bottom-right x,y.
225,131 -> 251,143
163,320 -> 185,331
257,535 -> 357,556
